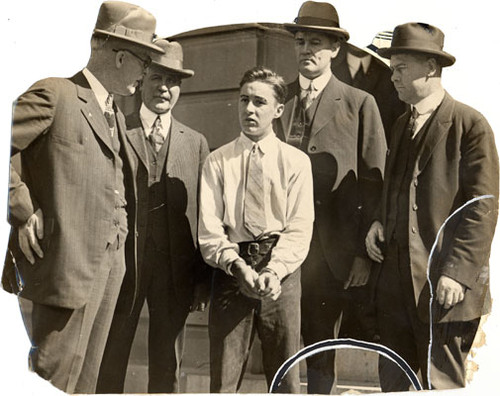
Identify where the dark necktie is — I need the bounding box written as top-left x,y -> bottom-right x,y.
301,80 -> 315,110
352,65 -> 366,88
149,116 -> 164,153
407,107 -> 419,139
244,143 -> 266,238
104,94 -> 115,136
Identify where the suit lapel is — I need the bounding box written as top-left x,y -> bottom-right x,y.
73,73 -> 114,153
125,113 -> 149,170
310,75 -> 342,138
415,92 -> 454,175
166,118 -> 185,175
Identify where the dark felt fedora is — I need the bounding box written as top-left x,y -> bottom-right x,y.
150,39 -> 194,78
378,22 -> 455,66
284,1 -> 349,41
93,1 -> 164,53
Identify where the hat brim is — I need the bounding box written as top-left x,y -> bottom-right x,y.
362,46 -> 391,67
93,29 -> 165,53
283,23 -> 349,41
150,60 -> 194,78
378,46 -> 455,67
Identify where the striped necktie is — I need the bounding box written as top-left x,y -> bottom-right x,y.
149,115 -> 164,153
301,80 -> 315,109
244,143 -> 266,238
104,94 -> 115,136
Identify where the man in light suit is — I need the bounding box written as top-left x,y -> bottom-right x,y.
365,22 -> 498,391
1,2 -> 163,393
275,1 -> 387,393
96,39 -> 210,394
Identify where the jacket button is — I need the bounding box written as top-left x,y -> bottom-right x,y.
411,226 -> 417,234
414,179 -> 418,187
412,204 -> 418,211
310,146 -> 317,152
315,200 -> 321,206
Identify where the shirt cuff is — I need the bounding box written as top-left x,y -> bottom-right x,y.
219,248 -> 241,275
265,262 -> 289,281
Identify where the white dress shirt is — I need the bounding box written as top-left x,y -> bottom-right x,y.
346,51 -> 372,79
198,132 -> 314,280
82,68 -> 110,113
299,69 -> 332,100
139,104 -> 171,139
411,87 -> 446,138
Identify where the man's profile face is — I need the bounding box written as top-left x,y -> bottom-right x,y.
294,30 -> 339,79
141,64 -> 181,114
390,53 -> 433,105
114,47 -> 151,96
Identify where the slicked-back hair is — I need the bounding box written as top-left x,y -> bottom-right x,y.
239,66 -> 287,104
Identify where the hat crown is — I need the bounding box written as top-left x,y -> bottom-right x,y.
295,1 -> 340,28
93,1 -> 163,52
150,39 -> 194,78
392,22 -> 445,52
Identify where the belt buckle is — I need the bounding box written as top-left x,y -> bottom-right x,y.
247,242 -> 260,256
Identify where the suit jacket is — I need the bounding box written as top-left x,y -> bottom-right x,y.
121,112 -> 210,312
380,92 -> 499,323
2,71 -> 136,309
274,74 -> 386,281
331,43 -> 406,144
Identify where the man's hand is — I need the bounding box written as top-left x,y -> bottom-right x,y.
256,270 -> 281,301
18,208 -> 44,265
436,275 -> 466,309
344,256 -> 371,289
365,221 -> 385,263
232,259 -> 260,299
190,281 -> 210,312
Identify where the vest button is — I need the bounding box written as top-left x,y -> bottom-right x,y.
411,226 -> 417,234
310,146 -> 317,152
413,204 -> 418,211
414,179 -> 418,187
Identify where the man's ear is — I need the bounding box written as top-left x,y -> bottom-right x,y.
115,50 -> 125,69
274,103 -> 285,119
427,57 -> 439,77
330,39 -> 341,60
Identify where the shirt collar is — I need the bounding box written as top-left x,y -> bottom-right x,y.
346,52 -> 371,79
82,68 -> 110,113
139,103 -> 172,137
299,69 -> 332,94
413,88 -> 445,116
239,131 -> 277,154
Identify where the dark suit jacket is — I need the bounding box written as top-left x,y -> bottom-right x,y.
332,43 -> 406,144
380,92 -> 498,323
2,72 -> 136,309
274,74 -> 387,281
121,112 -> 210,312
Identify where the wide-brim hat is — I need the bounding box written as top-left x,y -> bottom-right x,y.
378,22 -> 455,67
149,39 -> 194,78
93,1 -> 164,53
284,1 -> 349,41
363,31 -> 393,66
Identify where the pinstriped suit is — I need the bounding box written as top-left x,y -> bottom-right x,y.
97,112 -> 210,393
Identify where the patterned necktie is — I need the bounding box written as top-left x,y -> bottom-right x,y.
244,143 -> 266,238
104,94 -> 115,136
407,107 -> 419,139
301,80 -> 315,110
149,115 -> 164,153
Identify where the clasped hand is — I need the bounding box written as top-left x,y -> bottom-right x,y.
18,208 -> 44,265
232,259 -> 281,301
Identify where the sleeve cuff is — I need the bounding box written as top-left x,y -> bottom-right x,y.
265,262 -> 289,281
219,248 -> 241,275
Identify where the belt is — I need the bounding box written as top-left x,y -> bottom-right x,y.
238,236 -> 279,270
